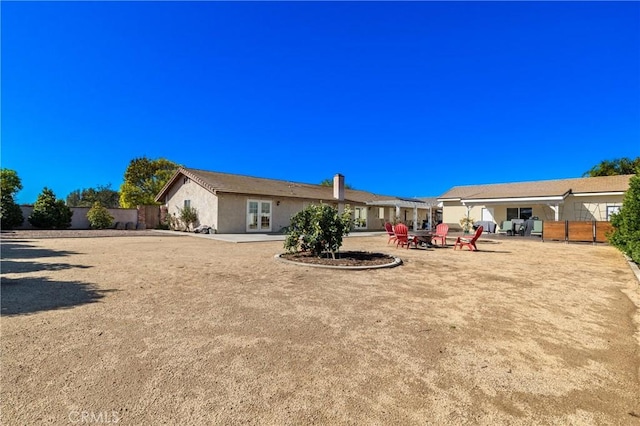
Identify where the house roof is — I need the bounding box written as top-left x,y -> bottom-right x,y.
438,174 -> 633,203
155,167 -> 403,205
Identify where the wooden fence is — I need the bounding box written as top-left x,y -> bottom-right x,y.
542,221 -> 613,243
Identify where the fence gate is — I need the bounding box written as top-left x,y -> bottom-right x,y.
543,221 -> 613,243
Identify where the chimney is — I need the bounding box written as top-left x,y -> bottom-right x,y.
333,173 -> 345,201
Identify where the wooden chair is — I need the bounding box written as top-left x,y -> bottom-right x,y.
393,223 -> 416,249
454,226 -> 483,251
430,224 -> 449,247
384,222 -> 397,245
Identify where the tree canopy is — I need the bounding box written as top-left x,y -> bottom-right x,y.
319,178 -> 353,189
1,169 -> 24,229
583,157 -> 640,177
1,168 -> 23,197
67,184 -> 120,208
28,187 -> 73,229
119,157 -> 180,208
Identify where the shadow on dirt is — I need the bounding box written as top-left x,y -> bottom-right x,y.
1,240 -> 114,316
1,276 -> 117,316
1,241 -> 80,259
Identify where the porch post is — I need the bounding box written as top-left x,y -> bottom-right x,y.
550,204 -> 560,221
413,207 -> 418,231
395,205 -> 401,223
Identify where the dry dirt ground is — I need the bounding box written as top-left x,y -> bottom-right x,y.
1,230 -> 639,425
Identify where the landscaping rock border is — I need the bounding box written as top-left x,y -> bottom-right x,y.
274,253 -> 402,270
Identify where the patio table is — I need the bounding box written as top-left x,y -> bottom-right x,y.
409,230 -> 434,248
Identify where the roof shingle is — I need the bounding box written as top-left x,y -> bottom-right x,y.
439,175 -> 633,200
157,167 -> 399,204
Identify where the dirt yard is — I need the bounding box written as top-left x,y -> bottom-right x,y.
2,231 -> 639,425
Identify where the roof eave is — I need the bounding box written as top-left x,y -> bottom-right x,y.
461,195 -> 566,204
571,191 -> 626,197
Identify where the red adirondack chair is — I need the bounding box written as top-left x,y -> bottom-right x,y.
384,222 -> 397,245
394,223 -> 416,249
431,224 -> 449,247
454,226 -> 483,251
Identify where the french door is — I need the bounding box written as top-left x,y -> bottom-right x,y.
354,207 -> 367,229
247,200 -> 272,232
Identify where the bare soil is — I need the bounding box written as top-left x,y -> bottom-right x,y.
280,250 -> 397,267
2,230 -> 639,425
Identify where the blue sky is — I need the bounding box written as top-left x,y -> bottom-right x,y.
2,1 -> 639,205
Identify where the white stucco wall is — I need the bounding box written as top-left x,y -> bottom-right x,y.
562,194 -> 623,221
164,178 -> 219,230
442,193 -> 625,231
16,206 -> 138,229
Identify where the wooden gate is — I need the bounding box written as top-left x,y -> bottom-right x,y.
543,220 -> 613,243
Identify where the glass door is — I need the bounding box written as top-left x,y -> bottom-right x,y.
354,207 -> 367,229
247,200 -> 272,232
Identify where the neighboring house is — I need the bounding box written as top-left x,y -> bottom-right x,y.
438,174 -> 633,232
155,167 -> 436,233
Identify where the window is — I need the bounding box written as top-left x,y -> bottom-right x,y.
247,200 -> 272,232
378,207 -> 385,219
606,205 -> 620,221
354,207 -> 367,229
507,207 -> 532,220
184,200 -> 191,208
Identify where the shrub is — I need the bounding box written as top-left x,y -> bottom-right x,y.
87,202 -> 114,229
459,216 -> 475,233
284,203 -> 353,258
609,171 -> 640,264
178,205 -> 198,231
28,188 -> 73,229
1,194 -> 24,229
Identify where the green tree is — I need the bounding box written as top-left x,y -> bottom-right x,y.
28,188 -> 73,229
284,203 -> 353,259
609,170 -> 640,263
1,168 -> 23,196
67,184 -> 120,207
86,201 -> 114,229
319,178 -> 354,189
1,169 -> 24,229
583,157 -> 640,177
119,157 -> 180,208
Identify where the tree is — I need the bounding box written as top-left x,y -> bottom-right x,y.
1,169 -> 24,229
119,157 -> 180,208
1,168 -> 23,196
28,188 -> 73,229
609,170 -> 640,264
67,184 -> 120,208
583,157 -> 640,177
178,205 -> 198,231
284,203 -> 353,259
319,178 -> 354,189
87,202 -> 114,229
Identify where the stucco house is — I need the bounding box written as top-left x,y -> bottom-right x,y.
438,174 -> 633,232
155,167 -> 437,233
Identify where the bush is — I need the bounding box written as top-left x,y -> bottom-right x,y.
87,202 -> 114,229
609,171 -> 640,264
1,194 -> 24,229
176,205 -> 198,231
28,188 -> 73,229
284,203 -> 353,258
